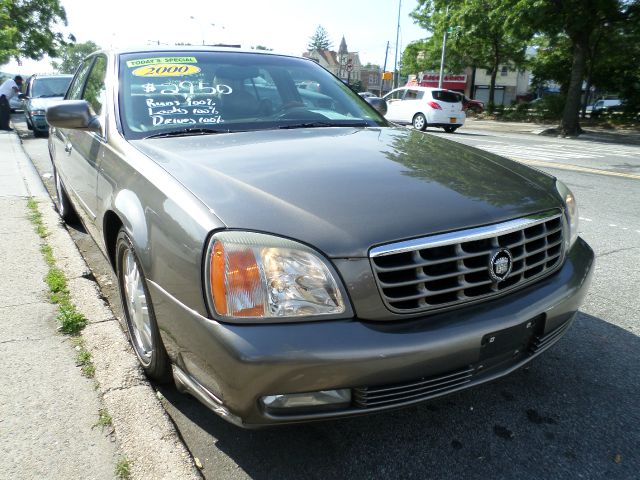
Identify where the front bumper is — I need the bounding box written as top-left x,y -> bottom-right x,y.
151,237 -> 594,427
28,113 -> 49,132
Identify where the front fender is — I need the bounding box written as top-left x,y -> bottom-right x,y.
113,189 -> 150,266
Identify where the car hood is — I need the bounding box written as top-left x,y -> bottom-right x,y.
131,128 -> 559,258
27,96 -> 64,111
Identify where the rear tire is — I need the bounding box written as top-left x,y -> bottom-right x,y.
412,113 -> 427,131
53,167 -> 78,223
443,126 -> 458,133
116,229 -> 171,382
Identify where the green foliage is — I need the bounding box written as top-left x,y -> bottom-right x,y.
409,0 -> 529,103
511,0 -> 635,134
94,409 -> 112,428
0,0 -> 68,65
57,304 -> 87,335
307,25 -> 332,51
115,458 -> 131,480
51,40 -> 99,74
45,267 -> 67,297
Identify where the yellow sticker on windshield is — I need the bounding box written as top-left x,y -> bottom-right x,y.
132,64 -> 201,77
126,57 -> 197,67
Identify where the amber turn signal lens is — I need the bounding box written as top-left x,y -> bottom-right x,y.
211,240 -> 227,315
210,240 -> 265,317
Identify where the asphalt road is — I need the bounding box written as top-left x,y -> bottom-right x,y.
14,113 -> 640,479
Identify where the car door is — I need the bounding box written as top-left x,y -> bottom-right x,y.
58,55 -> 108,234
383,88 -> 407,122
398,88 -> 424,123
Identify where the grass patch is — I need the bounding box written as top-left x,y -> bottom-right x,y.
115,457 -> 131,480
94,408 -> 113,428
46,268 -> 67,298
75,346 -> 96,378
27,198 -> 89,336
26,198 -> 48,238
40,244 -> 55,266
57,304 -> 88,335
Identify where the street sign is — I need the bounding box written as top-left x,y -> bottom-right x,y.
382,72 -> 393,80
346,63 -> 353,72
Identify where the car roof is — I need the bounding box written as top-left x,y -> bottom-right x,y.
95,45 -> 304,61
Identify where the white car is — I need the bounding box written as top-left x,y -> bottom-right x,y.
383,86 -> 465,133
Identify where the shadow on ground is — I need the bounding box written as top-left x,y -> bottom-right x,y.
158,312 -> 640,479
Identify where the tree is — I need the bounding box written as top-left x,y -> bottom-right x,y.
512,0 -> 634,135
410,0 -> 529,106
51,40 -> 100,73
251,45 -> 273,51
0,0 -> 68,65
307,25 -> 332,51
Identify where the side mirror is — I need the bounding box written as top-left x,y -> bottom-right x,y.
365,96 -> 387,116
46,100 -> 101,132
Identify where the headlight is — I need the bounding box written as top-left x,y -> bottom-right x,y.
555,180 -> 579,249
205,231 -> 347,321
31,109 -> 46,116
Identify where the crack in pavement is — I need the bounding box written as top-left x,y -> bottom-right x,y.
0,337 -> 47,345
597,246 -> 640,258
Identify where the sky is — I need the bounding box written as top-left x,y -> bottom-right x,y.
2,0 -> 429,75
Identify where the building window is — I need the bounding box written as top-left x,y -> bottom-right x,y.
501,66 -> 508,76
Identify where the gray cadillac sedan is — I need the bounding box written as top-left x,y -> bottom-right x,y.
47,47 -> 594,428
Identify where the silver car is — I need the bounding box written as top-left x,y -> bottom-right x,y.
46,47 -> 593,428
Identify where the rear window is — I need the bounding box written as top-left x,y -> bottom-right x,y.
432,90 -> 461,103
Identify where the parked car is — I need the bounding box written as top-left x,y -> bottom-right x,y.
9,95 -> 23,113
46,47 -> 593,428
462,95 -> 484,114
587,98 -> 622,118
383,86 -> 466,132
23,74 -> 73,136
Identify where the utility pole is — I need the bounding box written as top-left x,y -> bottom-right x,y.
438,6 -> 451,89
380,40 -> 390,97
393,0 -> 402,90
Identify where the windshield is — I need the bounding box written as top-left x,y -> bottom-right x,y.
32,76 -> 72,98
118,51 -> 387,139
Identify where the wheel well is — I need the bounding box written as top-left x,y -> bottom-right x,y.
413,112 -> 425,120
103,210 -> 123,270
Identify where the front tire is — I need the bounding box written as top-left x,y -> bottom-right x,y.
412,113 -> 427,131
53,167 -> 78,223
116,229 -> 171,382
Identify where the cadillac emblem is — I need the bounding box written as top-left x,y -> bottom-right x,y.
489,249 -> 513,283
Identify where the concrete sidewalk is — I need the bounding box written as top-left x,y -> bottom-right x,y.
466,118 -> 640,145
0,129 -> 199,479
0,131 -> 117,478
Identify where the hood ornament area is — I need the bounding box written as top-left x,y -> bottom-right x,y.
489,248 -> 513,283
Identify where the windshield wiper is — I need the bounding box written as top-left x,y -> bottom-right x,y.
144,127 -> 227,139
278,121 -> 370,130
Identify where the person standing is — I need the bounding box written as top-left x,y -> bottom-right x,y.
0,75 -> 24,131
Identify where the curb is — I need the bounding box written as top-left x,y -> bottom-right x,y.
17,131 -> 200,480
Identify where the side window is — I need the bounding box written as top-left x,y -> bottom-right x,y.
66,59 -> 94,100
404,89 -> 424,100
82,56 -> 108,116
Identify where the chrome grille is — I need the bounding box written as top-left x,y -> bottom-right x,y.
370,211 -> 564,314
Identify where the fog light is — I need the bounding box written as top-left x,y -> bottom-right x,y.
261,389 -> 351,410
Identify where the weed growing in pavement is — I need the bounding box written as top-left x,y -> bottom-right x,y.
94,408 -> 113,428
26,198 -> 89,336
115,457 -> 131,480
26,198 -> 48,238
57,304 -> 88,334
75,342 -> 96,378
